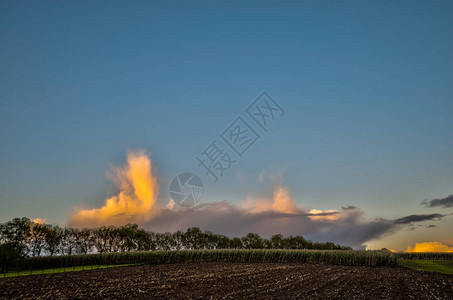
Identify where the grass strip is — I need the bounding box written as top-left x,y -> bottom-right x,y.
399,260 -> 453,275
1,264 -> 138,278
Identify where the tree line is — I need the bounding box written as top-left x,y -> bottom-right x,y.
1,217 -> 351,271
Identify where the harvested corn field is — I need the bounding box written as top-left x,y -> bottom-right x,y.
1,263 -> 452,299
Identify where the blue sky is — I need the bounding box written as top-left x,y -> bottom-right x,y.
1,1 -> 452,249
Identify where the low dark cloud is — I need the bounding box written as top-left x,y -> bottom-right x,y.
393,213 -> 444,224
144,203 -> 395,250
341,206 -> 357,210
305,217 -> 394,250
421,195 -> 453,208
140,202 -> 451,250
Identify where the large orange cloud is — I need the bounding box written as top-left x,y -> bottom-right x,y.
405,241 -> 453,253
70,150 -> 160,227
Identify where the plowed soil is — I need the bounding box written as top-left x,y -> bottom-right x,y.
1,263 -> 452,299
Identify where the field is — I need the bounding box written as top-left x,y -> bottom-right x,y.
1,250 -> 452,299
1,263 -> 452,299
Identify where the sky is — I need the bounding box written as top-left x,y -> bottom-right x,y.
1,1 -> 452,251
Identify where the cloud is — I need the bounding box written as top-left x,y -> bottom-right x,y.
272,185 -> 300,214
32,218 -> 47,224
305,209 -> 395,249
240,184 -> 300,214
393,214 -> 444,224
69,150 -> 160,227
257,171 -> 266,183
143,204 -> 448,249
421,195 -> 453,208
342,206 -> 358,210
405,241 -> 453,253
69,151 -> 448,249
143,204 -> 395,249
307,209 -> 339,221
236,170 -> 246,183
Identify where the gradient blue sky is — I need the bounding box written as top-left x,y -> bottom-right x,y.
1,1 -> 452,249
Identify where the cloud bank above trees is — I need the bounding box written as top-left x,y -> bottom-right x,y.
69,150 -> 448,249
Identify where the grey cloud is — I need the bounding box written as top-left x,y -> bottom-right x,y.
144,203 -> 396,250
306,218 -> 394,250
421,195 -> 453,208
393,213 -> 444,224
142,201 -> 448,250
341,206 -> 357,210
